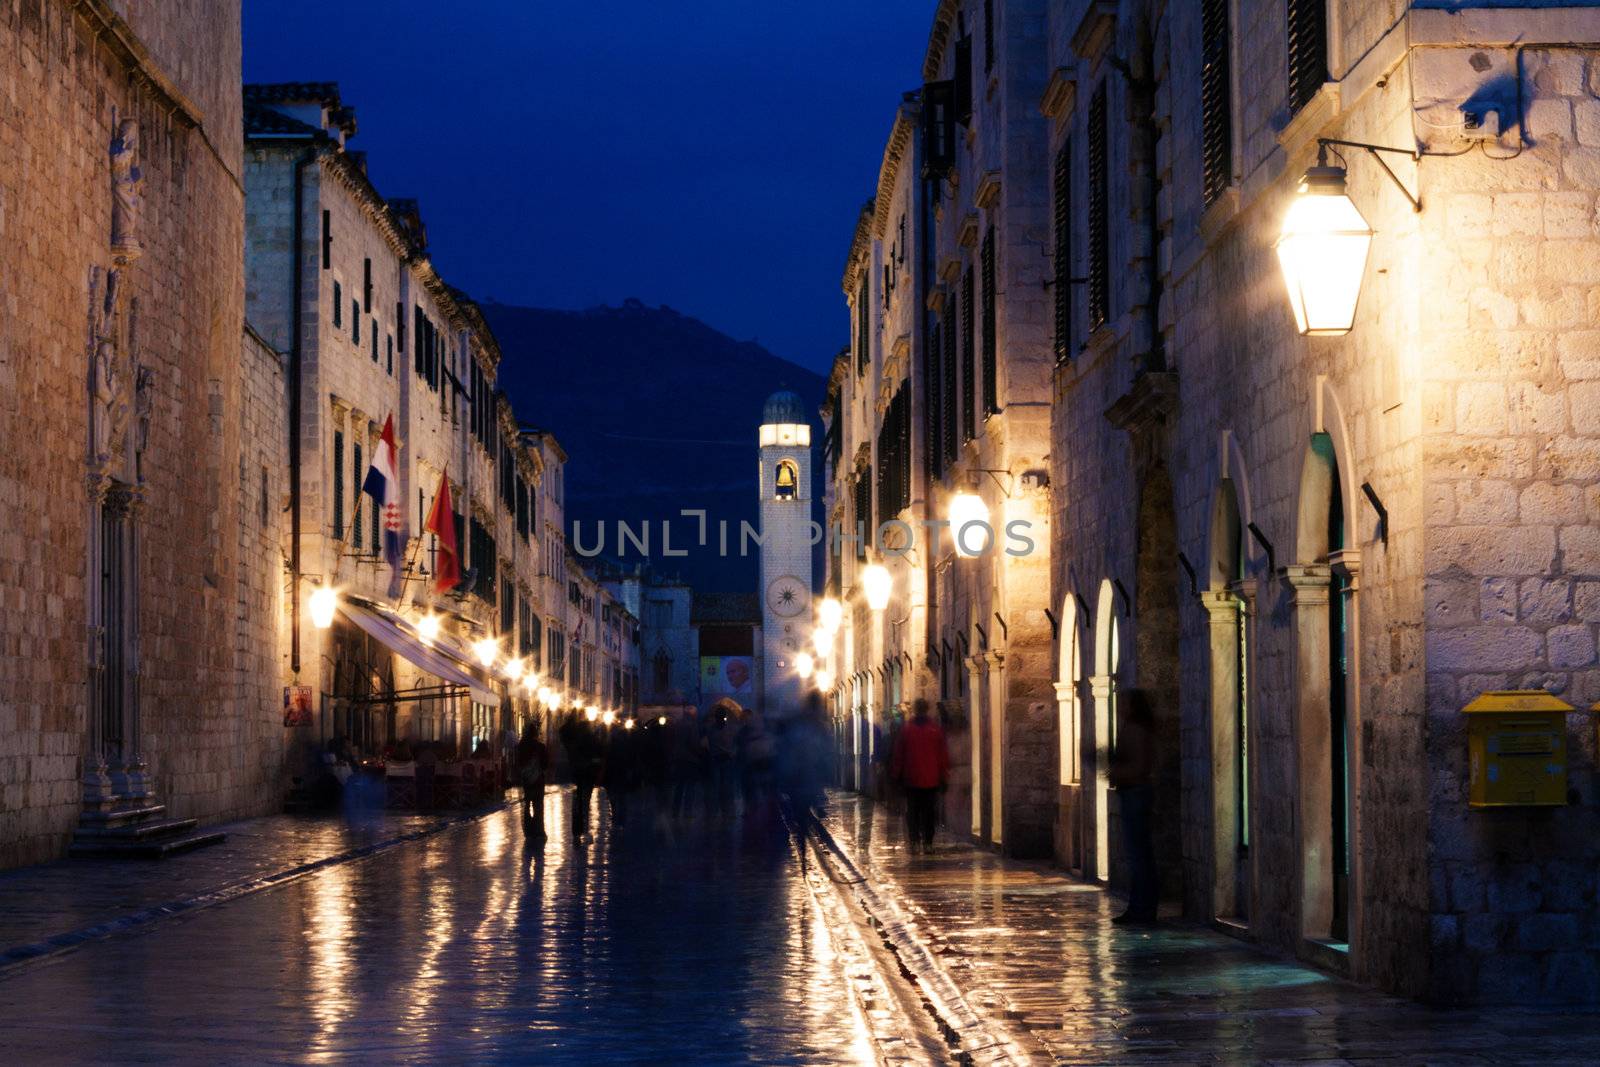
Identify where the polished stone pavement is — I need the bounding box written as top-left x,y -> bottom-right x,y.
821,793 -> 1600,1065
0,790 -> 877,1065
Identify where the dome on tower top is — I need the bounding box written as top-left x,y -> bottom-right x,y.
762,391 -> 808,425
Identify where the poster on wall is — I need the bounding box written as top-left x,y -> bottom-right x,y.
700,656 -> 753,698
283,685 -> 314,727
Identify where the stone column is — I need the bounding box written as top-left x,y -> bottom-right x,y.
1201,589 -> 1241,920
1284,564 -> 1333,942
987,649 -> 1006,846
967,652 -> 985,837
1088,673 -> 1115,881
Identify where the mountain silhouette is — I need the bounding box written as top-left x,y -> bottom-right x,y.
482,299 -> 828,593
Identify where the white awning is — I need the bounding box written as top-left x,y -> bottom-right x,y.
338,598 -> 501,707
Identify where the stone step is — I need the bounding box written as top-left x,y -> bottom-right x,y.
68,829 -> 226,860
72,816 -> 198,841
77,803 -> 168,828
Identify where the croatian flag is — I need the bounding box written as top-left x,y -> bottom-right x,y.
362,414 -> 405,598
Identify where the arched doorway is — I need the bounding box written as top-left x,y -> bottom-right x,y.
1091,578 -> 1120,881
1206,477 -> 1252,921
1290,430 -> 1356,945
1055,596 -> 1083,869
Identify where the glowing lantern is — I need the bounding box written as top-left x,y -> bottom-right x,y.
815,669 -> 835,693
947,491 -> 991,557
795,651 -> 815,679
309,585 -> 338,630
817,597 -> 843,635
473,638 -> 499,668
416,613 -> 441,643
861,564 -> 892,612
1276,162 -> 1373,336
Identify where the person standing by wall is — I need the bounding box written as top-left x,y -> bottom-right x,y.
1110,689 -> 1159,924
890,698 -> 949,854
515,722 -> 550,848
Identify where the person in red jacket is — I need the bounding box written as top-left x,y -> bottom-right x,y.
890,698 -> 949,854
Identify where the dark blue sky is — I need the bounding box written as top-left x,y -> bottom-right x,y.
244,0 -> 932,373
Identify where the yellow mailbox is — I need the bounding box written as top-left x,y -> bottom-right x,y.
1463,690 -> 1572,808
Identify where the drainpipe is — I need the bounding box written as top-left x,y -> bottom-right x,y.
290,149 -> 316,674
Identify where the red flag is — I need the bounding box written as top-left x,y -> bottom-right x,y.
424,468 -> 461,594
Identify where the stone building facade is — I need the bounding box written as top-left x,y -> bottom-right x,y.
832,0 -> 1600,1004
825,1 -> 1057,855
1042,0 -> 1600,1005
0,0 -> 277,866
244,83 -> 634,767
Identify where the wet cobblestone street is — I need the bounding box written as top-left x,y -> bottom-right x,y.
0,791 -> 877,1065
821,794 -> 1600,1065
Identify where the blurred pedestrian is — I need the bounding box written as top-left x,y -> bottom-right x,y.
706,698 -> 741,820
606,719 -> 643,827
559,708 -> 605,842
514,722 -> 550,848
670,708 -> 704,818
890,698 -> 949,854
1110,688 -> 1159,924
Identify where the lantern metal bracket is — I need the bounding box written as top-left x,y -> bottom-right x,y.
1316,138 -> 1421,213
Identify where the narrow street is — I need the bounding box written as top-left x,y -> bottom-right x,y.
0,793 -> 884,1065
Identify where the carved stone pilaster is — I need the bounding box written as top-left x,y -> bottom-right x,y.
1283,564 -> 1331,607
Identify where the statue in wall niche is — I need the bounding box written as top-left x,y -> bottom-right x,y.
134,363 -> 154,479
109,119 -> 143,265
91,337 -> 128,465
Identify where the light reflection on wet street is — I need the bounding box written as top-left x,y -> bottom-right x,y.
0,791 -> 877,1065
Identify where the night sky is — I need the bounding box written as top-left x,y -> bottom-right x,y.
243,0 -> 933,374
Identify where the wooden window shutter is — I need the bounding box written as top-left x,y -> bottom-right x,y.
1052,139 -> 1073,361
1201,0 -> 1233,205
1087,82 -> 1110,333
922,81 -> 955,179
352,441 -> 363,548
856,278 -> 869,374
396,301 -> 406,354
954,34 -> 973,126
352,299 -> 360,344
332,430 -> 345,539
942,296 -> 958,465
961,268 -> 976,441
362,257 -> 372,312
1286,0 -> 1327,114
371,320 -> 378,363
321,210 -> 331,270
983,0 -> 995,73
980,227 -> 997,416
333,281 -> 342,328
414,307 -> 425,376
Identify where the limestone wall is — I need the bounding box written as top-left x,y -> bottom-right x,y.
0,0 -> 245,866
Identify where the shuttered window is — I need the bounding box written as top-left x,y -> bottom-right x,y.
1286,0 -> 1327,114
955,34 -> 973,125
370,319 -> 378,363
386,335 -> 393,375
321,210 -> 331,269
1053,139 -> 1073,360
352,299 -> 360,344
856,278 -> 869,375
942,297 -> 958,466
362,257 -> 372,312
961,268 -> 976,441
980,227 -> 997,416
853,469 -> 872,558
414,307 -> 425,376
876,387 -> 911,524
352,441 -> 364,549
983,0 -> 995,73
333,282 -> 342,328
332,430 -> 345,540
1087,82 -> 1110,333
1201,0 -> 1233,205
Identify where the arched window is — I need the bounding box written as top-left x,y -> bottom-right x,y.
774,459 -> 799,499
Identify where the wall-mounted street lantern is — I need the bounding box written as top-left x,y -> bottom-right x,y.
1277,139 -> 1420,337
416,612 -> 441,643
473,637 -> 499,668
309,584 -> 339,629
861,563 -> 893,611
815,668 -> 835,693
817,596 -> 843,635
795,651 -> 815,679
947,490 -> 989,557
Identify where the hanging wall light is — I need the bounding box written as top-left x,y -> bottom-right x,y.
815,668 -> 835,693
1276,148 -> 1375,336
416,613 -> 441,643
795,651 -> 815,679
817,597 -> 843,635
309,585 -> 338,630
861,563 -> 893,612
472,637 -> 499,668
947,490 -> 990,557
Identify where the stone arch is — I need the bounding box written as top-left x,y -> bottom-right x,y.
1288,409 -> 1359,947
1090,578 -> 1120,880
1054,591 -> 1085,871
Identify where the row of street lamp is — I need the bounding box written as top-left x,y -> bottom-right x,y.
303,581 -> 627,722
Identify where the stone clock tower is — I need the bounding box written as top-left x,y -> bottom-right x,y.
757,391 -> 813,718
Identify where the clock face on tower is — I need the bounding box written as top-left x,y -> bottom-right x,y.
766,575 -> 808,618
